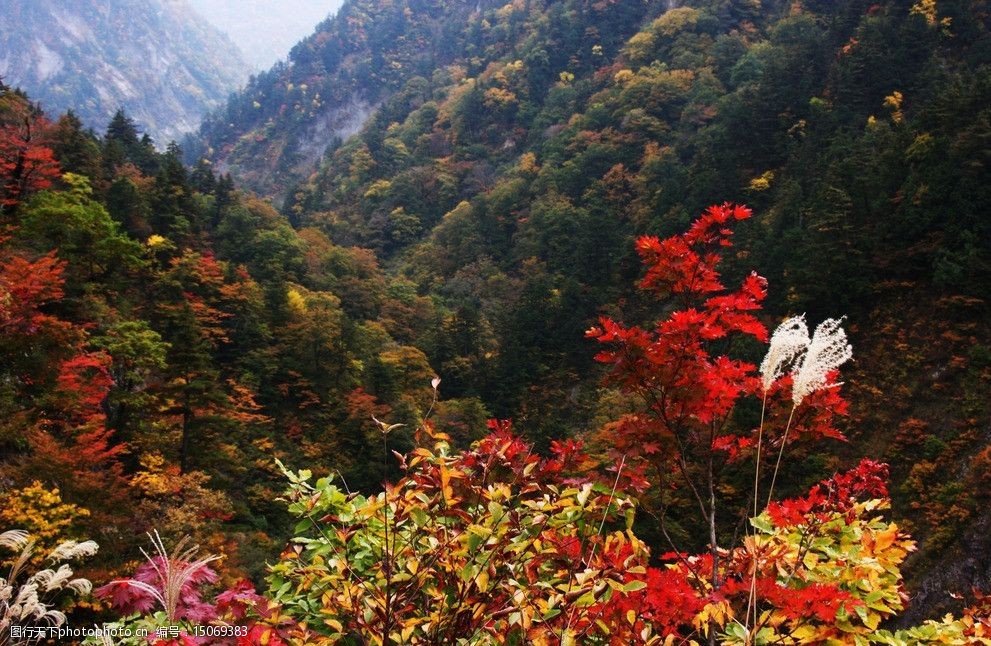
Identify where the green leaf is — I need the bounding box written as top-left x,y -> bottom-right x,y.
751,515 -> 773,533
623,580 -> 647,593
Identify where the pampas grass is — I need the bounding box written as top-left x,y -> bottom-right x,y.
0,530 -> 97,645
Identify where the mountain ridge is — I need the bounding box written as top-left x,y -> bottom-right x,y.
0,0 -> 250,143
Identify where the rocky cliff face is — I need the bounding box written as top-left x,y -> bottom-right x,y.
0,0 -> 249,144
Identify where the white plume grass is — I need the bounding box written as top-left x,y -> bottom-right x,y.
32,564 -> 74,592
749,315 -> 853,635
67,578 -> 92,595
42,609 -> 67,627
791,317 -> 853,405
48,540 -> 99,562
0,530 -> 96,640
0,531 -> 29,551
760,315 -> 810,392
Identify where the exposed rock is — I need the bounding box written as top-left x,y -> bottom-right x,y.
0,0 -> 250,144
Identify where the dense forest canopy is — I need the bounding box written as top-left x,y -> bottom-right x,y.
1,0 -> 990,643
192,0 -> 991,608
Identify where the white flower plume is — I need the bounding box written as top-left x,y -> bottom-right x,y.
67,578 -> 92,595
31,564 -> 74,592
791,317 -> 853,405
0,529 -> 96,636
109,531 -> 221,623
43,608 -> 68,627
48,540 -> 99,562
0,530 -> 30,551
760,315 -> 810,391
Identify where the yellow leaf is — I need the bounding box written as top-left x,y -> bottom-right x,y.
440,463 -> 453,503
874,526 -> 899,552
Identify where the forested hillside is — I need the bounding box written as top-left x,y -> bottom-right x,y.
2,0 -> 991,643
191,0 -> 991,616
0,85 -> 468,581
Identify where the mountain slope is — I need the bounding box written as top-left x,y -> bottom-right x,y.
186,0 -> 653,199
194,0 -> 991,618
0,0 -> 250,143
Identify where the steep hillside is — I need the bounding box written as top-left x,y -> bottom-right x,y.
195,0 -> 991,617
186,0 -> 653,198
0,0 -> 249,143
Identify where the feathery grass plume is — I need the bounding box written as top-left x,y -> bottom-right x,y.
47,540 -> 98,562
751,315 -> 809,629
0,530 -> 97,642
760,315 -> 810,391
791,317 -> 853,405
107,531 -> 221,623
31,565 -> 73,592
0,531 -> 29,551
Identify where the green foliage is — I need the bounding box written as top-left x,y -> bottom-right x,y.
189,0 -> 991,604
18,174 -> 145,288
270,426 -> 647,644
3,0 -> 991,631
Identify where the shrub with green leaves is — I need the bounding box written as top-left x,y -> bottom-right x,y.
269,421 -> 651,644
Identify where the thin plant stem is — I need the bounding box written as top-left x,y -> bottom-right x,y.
587,453 -> 626,567
745,393 -> 769,642
766,406 -> 797,508
562,454 -> 626,641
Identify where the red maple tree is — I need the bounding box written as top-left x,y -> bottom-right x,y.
0,95 -> 60,212
586,204 -> 856,639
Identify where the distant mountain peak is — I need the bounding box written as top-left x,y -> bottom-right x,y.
0,0 -> 250,144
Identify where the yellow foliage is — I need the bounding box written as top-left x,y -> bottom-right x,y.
132,452 -> 235,544
363,179 -> 392,200
624,31 -> 656,66
748,171 -> 775,192
911,0 -> 953,30
884,91 -> 905,123
613,69 -> 635,85
436,77 -> 476,124
483,87 -> 518,108
443,200 -> 472,220
518,152 -> 540,175
652,6 -> 701,38
446,65 -> 467,84
0,482 -> 90,563
911,0 -> 938,25
496,1 -> 519,20
287,287 -> 307,314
